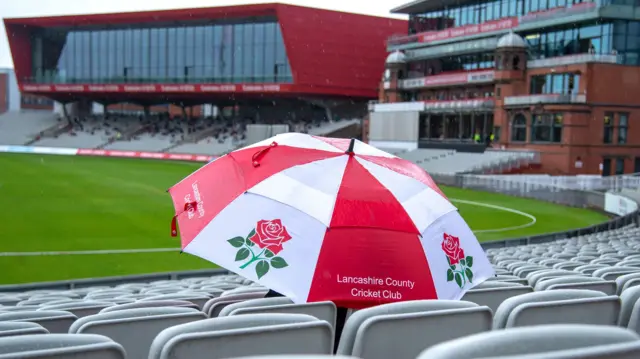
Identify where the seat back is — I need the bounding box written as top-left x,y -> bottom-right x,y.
493,289 -> 608,329
218,297 -> 293,317
38,301 -> 114,318
149,313 -> 332,359
230,302 -> 337,330
99,300 -> 199,313
0,310 -> 77,333
0,333 -> 125,359
416,324 -> 640,359
506,296 -> 620,328
0,322 -> 48,338
462,286 -> 533,312
352,307 -> 492,359
337,300 -> 479,356
70,307 -> 206,359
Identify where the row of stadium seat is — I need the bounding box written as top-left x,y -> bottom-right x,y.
1,225 -> 640,358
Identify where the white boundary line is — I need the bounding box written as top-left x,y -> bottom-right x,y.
450,198 -> 537,234
0,248 -> 179,257
0,199 -> 537,257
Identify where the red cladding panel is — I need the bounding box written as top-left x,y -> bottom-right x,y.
5,4 -> 406,98
3,23 -> 32,84
276,5 -> 406,95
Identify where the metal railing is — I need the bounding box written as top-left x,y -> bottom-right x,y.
504,93 -> 586,106
433,173 -> 640,249
528,54 -> 619,68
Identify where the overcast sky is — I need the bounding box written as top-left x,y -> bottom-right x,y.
0,0 -> 407,68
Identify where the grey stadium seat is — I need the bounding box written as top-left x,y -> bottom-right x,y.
417,324 -> 640,359
0,322 -> 48,337
0,333 -> 125,359
0,310 -> 77,333
337,300 -> 490,358
69,307 -> 206,359
149,313 -> 333,359
493,289 -> 620,329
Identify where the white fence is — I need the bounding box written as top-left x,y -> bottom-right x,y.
468,174 -> 640,192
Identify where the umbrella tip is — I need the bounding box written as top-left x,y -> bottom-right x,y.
346,138 -> 356,154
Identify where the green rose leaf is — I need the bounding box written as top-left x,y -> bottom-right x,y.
245,229 -> 256,246
446,269 -> 454,282
454,273 -> 463,288
460,259 -> 466,267
449,265 -> 456,271
255,260 -> 270,279
466,256 -> 474,267
271,256 -> 288,269
235,248 -> 250,261
264,249 -> 275,258
465,268 -> 474,283
227,237 -> 245,248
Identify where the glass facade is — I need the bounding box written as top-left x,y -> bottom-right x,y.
30,21 -> 293,84
530,73 -> 581,94
523,21 -> 640,64
408,0 -> 593,33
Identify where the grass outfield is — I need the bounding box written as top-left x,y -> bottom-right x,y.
0,153 -> 609,284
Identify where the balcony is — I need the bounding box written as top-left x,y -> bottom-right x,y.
387,2 -> 600,50
424,99 -> 494,112
504,93 -> 586,106
527,54 -> 619,68
399,70 -> 495,90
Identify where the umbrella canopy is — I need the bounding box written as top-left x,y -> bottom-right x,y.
168,133 -> 494,308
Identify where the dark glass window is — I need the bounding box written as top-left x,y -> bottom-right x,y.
530,73 -> 580,94
603,112 -> 614,144
31,20 -> 292,85
531,113 -> 563,142
511,113 -> 527,142
618,112 -> 629,144
616,158 -> 625,175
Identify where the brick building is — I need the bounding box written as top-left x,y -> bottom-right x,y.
369,0 -> 640,175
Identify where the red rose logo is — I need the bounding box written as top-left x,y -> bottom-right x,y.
441,233 -> 465,265
249,219 -> 292,255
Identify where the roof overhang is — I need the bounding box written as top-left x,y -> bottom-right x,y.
3,3 -> 280,28
391,0 -> 478,14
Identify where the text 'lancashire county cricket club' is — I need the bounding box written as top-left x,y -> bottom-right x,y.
336,274 -> 415,300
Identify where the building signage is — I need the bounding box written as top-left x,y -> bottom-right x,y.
520,2 -> 597,23
21,84 -> 286,93
401,70 -> 495,89
419,18 -> 518,44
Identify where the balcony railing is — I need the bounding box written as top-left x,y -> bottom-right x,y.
387,1 -> 598,48
424,99 -> 495,112
400,70 -> 495,89
528,53 -> 618,68
504,93 -> 586,106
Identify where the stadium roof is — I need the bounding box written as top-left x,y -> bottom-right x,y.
390,0 -> 478,14
3,3 -> 407,102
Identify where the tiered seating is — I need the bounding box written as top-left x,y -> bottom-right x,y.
399,149 -> 537,174
3,225 -> 640,358
170,135 -> 241,155
0,111 -> 59,145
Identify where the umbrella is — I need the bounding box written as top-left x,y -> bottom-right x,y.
168,133 -> 494,309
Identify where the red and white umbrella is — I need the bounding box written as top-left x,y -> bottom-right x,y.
169,133 -> 494,308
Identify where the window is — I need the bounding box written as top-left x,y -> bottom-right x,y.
618,112 -> 629,144
530,73 -> 581,94
493,126 -> 501,141
603,112 -> 614,143
511,113 -> 527,142
531,113 -> 563,142
615,157 -> 625,175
